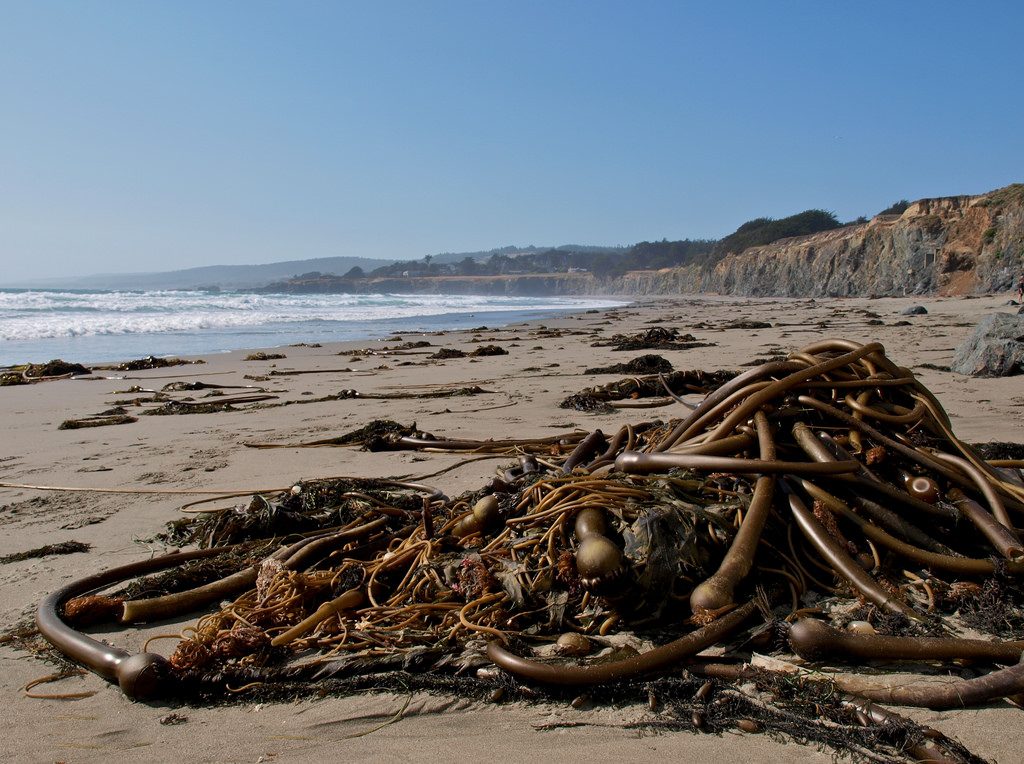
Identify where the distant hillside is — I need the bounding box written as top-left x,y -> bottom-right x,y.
426,244 -> 626,265
11,256 -> 397,291
7,244 -> 628,290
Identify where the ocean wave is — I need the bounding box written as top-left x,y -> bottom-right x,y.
0,290 -> 622,342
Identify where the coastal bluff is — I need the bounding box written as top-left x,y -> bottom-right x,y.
660,184 -> 1024,297
263,184 -> 1024,299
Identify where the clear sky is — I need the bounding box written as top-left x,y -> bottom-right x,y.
2,2 -> 1022,282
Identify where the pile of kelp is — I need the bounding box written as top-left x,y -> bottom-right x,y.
1,356 -> 203,387
561,368 -> 737,411
39,339 -> 1024,763
1,359 -> 90,386
591,326 -> 716,352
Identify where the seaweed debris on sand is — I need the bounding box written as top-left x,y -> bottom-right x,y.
591,326 -> 716,352
36,338 -> 1024,763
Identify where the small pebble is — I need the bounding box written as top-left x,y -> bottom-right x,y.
647,690 -> 659,712
159,713 -> 188,726
846,620 -> 876,635
570,694 -> 590,710
555,632 -> 591,656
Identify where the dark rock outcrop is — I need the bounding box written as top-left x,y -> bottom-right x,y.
950,313 -> 1024,376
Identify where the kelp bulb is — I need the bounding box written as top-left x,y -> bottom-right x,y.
472,495 -> 501,526
575,535 -> 623,582
574,507 -> 608,539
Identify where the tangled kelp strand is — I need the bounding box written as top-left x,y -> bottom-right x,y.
93,356 -> 204,371
0,541 -> 91,565
561,369 -> 737,412
585,354 -> 674,375
591,327 -> 715,352
1,359 -> 91,385
36,338 -> 1024,762
58,414 -> 138,429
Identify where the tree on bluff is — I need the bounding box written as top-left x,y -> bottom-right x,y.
714,210 -> 841,256
879,199 -> 910,216
629,238 -> 717,268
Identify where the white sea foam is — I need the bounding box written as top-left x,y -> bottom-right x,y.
0,289 -> 626,364
0,290 -> 619,342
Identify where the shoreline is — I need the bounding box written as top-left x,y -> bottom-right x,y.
0,292 -> 631,367
2,293 -> 1023,763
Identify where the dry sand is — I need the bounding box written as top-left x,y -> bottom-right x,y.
2,293 -> 1023,763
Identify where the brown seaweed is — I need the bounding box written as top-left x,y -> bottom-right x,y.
0,541 -> 91,565
243,352 -> 286,361
93,356 -> 204,371
561,369 -> 737,411
585,354 -> 673,375
34,338 -> 1024,763
59,414 -> 138,429
591,326 -> 715,351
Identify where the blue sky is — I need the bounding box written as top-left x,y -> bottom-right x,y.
2,2 -> 1022,282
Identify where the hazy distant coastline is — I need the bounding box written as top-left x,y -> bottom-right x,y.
8,184 -> 1023,299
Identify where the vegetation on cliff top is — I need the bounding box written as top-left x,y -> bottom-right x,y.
878,199 -> 910,216
978,183 -> 1024,211
712,210 -> 842,256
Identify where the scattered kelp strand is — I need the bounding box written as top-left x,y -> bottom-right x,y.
0,541 -> 91,565
243,420 -> 423,450
93,356 -> 204,371
59,414 -> 138,429
142,395 -> 278,415
430,348 -> 466,359
244,352 -> 286,361
591,327 -> 714,352
470,345 -> 508,357
585,354 -> 673,375
561,369 -> 737,411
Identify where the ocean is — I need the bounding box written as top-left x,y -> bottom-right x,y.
0,289 -> 627,366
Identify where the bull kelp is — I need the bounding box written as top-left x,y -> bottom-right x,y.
37,339 -> 1024,763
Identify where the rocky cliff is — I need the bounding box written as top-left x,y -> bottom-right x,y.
623,184 -> 1024,298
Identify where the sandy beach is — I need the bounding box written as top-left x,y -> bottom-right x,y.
3,293 -> 1024,764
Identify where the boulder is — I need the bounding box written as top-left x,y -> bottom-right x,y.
950,313 -> 1024,376
900,305 -> 928,315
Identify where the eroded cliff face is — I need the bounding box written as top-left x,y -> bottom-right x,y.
620,185 -> 1024,298
265,185 -> 1024,299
